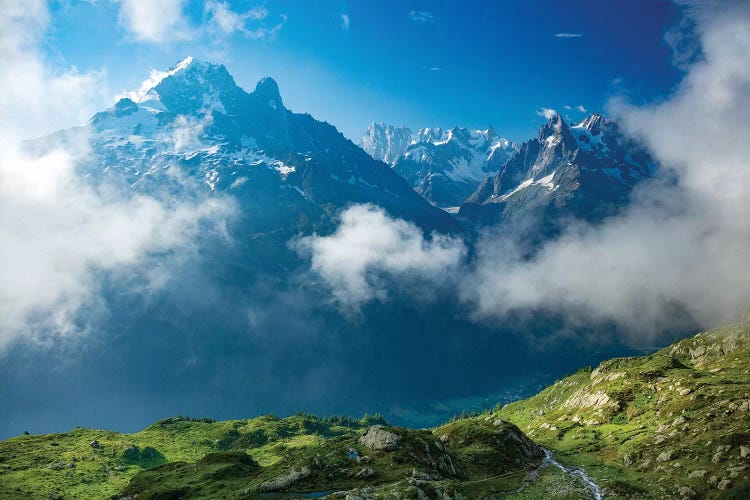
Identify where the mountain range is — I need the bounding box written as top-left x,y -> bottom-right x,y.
360,123 -> 517,208
51,56 -> 658,242
460,111 -> 657,230
361,113 -> 656,234
71,57 -> 458,239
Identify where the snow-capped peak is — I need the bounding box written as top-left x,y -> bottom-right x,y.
123,56 -> 196,104
575,112 -> 607,135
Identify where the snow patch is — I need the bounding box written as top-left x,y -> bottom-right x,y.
273,162 -> 295,178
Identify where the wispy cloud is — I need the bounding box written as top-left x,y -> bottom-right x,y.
116,0 -> 284,43
243,14 -> 286,40
204,1 -> 285,40
117,0 -> 191,43
576,104 -> 587,112
340,13 -> 350,30
554,32 -> 583,38
536,107 -> 558,120
205,1 -> 267,35
409,11 -> 434,23
429,67 -> 442,71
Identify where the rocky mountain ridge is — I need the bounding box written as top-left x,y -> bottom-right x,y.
360,122 -> 517,208
459,111 -> 657,231
48,57 -> 459,239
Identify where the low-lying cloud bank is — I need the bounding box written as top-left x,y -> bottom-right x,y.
295,204 -> 466,310
302,1 -> 750,340
0,1 -> 235,350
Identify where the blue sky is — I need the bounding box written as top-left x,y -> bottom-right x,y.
46,0 -> 682,141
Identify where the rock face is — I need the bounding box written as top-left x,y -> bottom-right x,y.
358,425 -> 401,451
360,122 -> 517,207
563,389 -> 615,410
259,466 -> 311,492
360,122 -> 414,165
656,450 -> 676,462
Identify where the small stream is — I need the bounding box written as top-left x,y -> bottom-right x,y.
542,448 -> 603,500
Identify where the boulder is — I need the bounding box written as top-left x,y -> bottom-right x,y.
89,440 -> 100,449
740,445 -> 750,458
717,479 -> 732,490
259,467 -> 311,492
687,469 -> 707,479
677,486 -> 697,498
358,425 -> 401,452
728,465 -> 747,478
354,468 -> 375,479
657,450 -> 676,462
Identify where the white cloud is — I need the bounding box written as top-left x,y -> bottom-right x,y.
295,205 -> 466,309
243,14 -> 287,40
0,1 -> 235,349
115,0 -> 284,45
205,1 -> 272,36
0,0 -> 110,140
167,113 -> 213,152
340,13 -> 350,30
537,107 -> 558,120
554,33 -> 583,38
562,105 -> 587,114
409,11 -> 434,23
0,139 -> 233,349
117,0 -> 190,43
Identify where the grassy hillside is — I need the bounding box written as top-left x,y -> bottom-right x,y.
3,317 -> 749,499
0,413 -> 561,499
495,316 -> 750,499
0,414 -> 384,499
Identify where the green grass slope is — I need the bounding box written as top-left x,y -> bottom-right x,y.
495,316 -> 750,499
0,414 -> 383,499
0,412 -> 555,499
